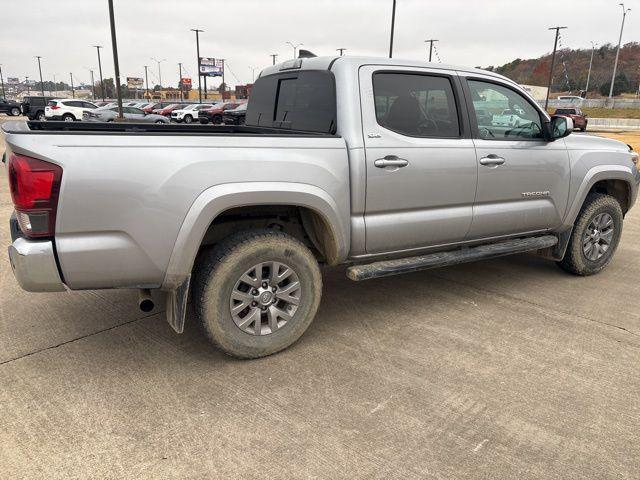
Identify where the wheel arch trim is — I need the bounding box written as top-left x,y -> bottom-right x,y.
161,182 -> 349,290
562,164 -> 638,228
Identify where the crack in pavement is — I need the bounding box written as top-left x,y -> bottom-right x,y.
0,310 -> 163,367
430,273 -> 640,338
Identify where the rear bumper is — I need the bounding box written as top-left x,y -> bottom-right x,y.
7,215 -> 65,292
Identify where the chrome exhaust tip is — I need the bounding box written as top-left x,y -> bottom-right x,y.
138,288 -> 154,312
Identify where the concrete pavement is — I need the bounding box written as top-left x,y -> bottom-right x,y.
1,118 -> 639,479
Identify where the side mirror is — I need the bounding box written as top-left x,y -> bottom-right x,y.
546,115 -> 573,140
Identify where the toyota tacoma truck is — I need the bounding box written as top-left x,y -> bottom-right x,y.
3,56 -> 639,359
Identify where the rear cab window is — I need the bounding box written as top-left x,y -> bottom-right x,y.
246,70 -> 336,133
373,72 -> 460,138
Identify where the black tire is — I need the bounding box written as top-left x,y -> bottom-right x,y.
10,107 -> 20,116
557,193 -> 623,276
212,114 -> 222,124
36,111 -> 45,121
199,118 -> 209,124
155,120 -> 164,124
184,114 -> 193,124
62,114 -> 75,122
192,229 -> 322,359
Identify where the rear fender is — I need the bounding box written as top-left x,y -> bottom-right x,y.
161,182 -> 349,292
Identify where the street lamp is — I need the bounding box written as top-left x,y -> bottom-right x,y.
151,57 -> 166,89
608,3 -> 631,101
585,41 -> 597,99
93,45 -> 105,100
286,42 -> 303,59
249,66 -> 257,82
191,28 -> 204,103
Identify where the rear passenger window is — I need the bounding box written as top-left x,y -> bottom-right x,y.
373,73 -> 460,138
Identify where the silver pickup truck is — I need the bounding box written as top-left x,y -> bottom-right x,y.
4,56 -> 640,358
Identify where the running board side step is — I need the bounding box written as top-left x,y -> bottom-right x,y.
346,235 -> 558,281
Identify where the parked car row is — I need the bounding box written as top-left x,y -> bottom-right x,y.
2,96 -> 248,125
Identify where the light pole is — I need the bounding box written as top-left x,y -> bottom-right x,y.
35,56 -> 45,98
144,65 -> 149,100
389,0 -> 397,58
270,53 -> 278,65
178,62 -> 183,100
191,28 -> 204,103
249,66 -> 257,83
93,45 -> 105,100
286,42 -> 303,59
336,48 -> 346,56
0,65 -> 5,99
107,0 -> 123,119
151,57 -> 166,90
544,26 -> 567,111
609,3 -> 631,101
88,69 -> 96,100
25,76 -> 30,95
70,72 -> 75,98
425,39 -> 438,62
585,41 -> 597,99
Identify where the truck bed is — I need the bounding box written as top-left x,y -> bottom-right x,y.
6,121 -> 337,137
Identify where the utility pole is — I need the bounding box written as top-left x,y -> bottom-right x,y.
144,65 -> 149,100
249,66 -> 257,83
389,0 -> 396,58
425,39 -> 438,62
270,53 -> 278,65
337,48 -> 346,56
107,0 -> 123,120
544,26 -> 567,111
178,62 -> 183,101
609,3 -> 631,101
585,41 -> 597,98
93,45 -> 105,100
286,42 -> 303,59
221,59 -> 225,97
0,65 -> 5,99
151,57 -> 165,90
191,28 -> 204,103
25,76 -> 30,95
70,72 -> 75,98
35,56 -> 45,98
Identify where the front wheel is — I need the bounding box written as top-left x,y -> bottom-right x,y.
183,115 -> 193,124
10,107 -> 20,116
192,229 -> 322,359
155,120 -> 165,124
557,193 -> 623,275
212,114 -> 222,124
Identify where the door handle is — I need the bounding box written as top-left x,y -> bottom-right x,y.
479,154 -> 505,167
374,155 -> 409,168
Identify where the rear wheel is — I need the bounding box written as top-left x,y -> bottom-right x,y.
557,193 -> 623,275
184,115 -> 193,124
155,120 -> 164,124
192,229 -> 322,359
62,114 -> 75,122
213,114 -> 222,124
36,111 -> 45,121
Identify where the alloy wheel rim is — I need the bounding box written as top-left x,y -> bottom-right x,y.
230,261 -> 301,335
583,212 -> 614,261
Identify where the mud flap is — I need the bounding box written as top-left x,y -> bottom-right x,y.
165,275 -> 190,333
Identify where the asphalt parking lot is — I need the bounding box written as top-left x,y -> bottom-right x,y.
1,116 -> 639,479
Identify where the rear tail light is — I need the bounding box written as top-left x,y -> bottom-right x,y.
50,105 -> 60,110
8,153 -> 63,238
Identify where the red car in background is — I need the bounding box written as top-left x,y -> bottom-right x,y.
554,108 -> 588,132
198,102 -> 241,124
153,104 -> 184,117
145,101 -> 176,114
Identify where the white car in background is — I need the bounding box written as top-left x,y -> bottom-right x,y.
491,108 -> 531,128
45,99 -> 98,121
171,103 -> 214,123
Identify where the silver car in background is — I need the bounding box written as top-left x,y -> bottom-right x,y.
84,106 -> 169,123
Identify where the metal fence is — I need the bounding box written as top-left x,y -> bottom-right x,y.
540,98 -> 640,109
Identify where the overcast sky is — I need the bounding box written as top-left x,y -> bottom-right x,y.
1,0 -> 634,87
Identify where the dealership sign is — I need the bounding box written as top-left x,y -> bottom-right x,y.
199,57 -> 223,77
7,77 -> 20,85
180,77 -> 192,87
127,77 -> 144,88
